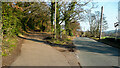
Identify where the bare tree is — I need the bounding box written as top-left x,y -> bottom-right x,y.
85,11 -> 108,37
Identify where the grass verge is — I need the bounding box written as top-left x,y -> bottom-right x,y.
2,36 -> 24,66
90,37 -> 120,49
44,36 -> 76,52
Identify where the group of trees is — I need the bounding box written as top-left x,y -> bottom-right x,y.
2,1 -> 95,39
2,2 -> 23,37
2,2 -> 51,37
85,10 -> 108,37
2,1 -> 108,39
50,1 -> 95,38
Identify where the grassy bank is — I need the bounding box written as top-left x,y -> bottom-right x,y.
90,37 -> 120,49
44,36 -> 76,52
2,36 -> 18,56
2,36 -> 23,66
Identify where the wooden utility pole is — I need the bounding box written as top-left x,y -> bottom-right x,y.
54,0 -> 57,39
0,3 -> 2,68
99,6 -> 103,39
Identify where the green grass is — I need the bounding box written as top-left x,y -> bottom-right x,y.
91,36 -> 117,40
2,52 -> 8,56
91,37 -> 99,40
101,37 -> 106,39
10,45 -> 16,47
54,39 -> 61,44
2,36 -> 18,56
46,37 -> 73,45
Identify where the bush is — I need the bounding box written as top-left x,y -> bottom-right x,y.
85,31 -> 93,37
116,39 -> 120,42
105,38 -> 115,42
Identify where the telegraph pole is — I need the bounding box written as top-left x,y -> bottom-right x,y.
0,2 -> 2,68
99,6 -> 103,39
54,0 -> 57,39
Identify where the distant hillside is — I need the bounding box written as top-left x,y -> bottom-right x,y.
104,30 -> 116,34
104,29 -> 120,37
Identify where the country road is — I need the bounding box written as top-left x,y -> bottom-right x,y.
10,37 -> 70,66
73,37 -> 120,67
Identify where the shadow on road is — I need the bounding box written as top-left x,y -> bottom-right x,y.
74,39 -> 120,56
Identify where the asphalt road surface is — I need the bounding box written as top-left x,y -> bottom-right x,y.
10,39 -> 70,66
73,37 -> 120,67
